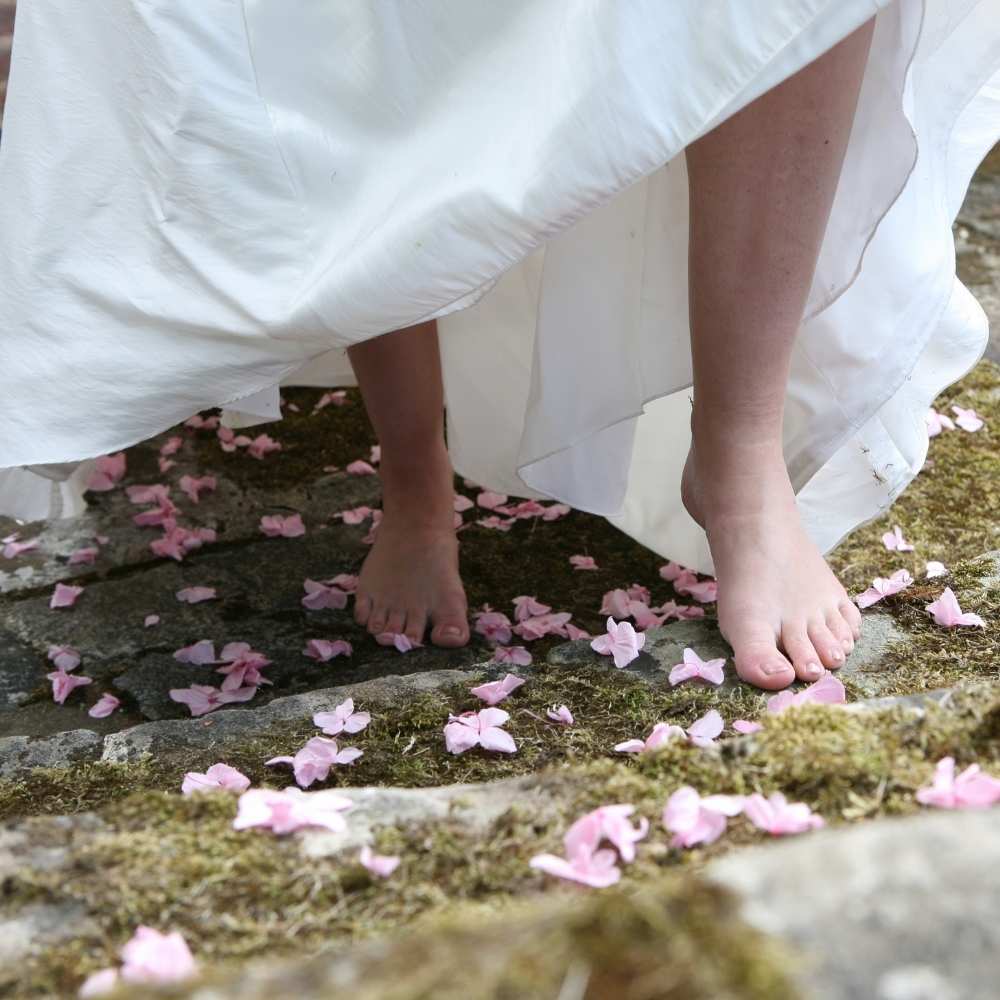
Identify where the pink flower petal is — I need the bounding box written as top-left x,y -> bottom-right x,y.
179,475 -> 217,504
181,763 -> 251,795
313,698 -> 371,736
303,639 -> 353,662
476,490 -> 508,510
175,586 -> 217,604
529,848 -> 621,888
313,390 -> 347,412
767,672 -> 847,714
85,453 -> 127,493
359,845 -> 400,877
951,405 -> 984,432
686,709 -> 724,747
881,525 -> 914,552
144,614 -> 161,628
173,640 -> 217,665
169,684 -> 256,717
50,583 -> 84,609
925,587 -> 986,628
470,673 -> 526,706
512,595 -> 552,622
301,579 -> 349,611
743,792 -> 824,835
88,693 -> 121,719
668,648 -> 726,687
590,617 -> 645,669
732,719 -> 763,734
346,459 -> 376,476
246,434 -> 282,459
79,967 -> 119,997
47,645 -> 81,671
234,787 -> 354,834
547,704 -> 574,725
569,555 -> 599,571
48,669 -> 93,704
260,514 -> 306,538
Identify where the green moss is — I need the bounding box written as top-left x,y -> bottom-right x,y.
828,360 -> 1000,595
0,664 -> 772,822
116,877 -> 799,1000
10,682 -> 1000,997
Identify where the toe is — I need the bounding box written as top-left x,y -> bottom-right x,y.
383,608 -> 406,638
807,618 -> 845,671
826,608 -> 855,656
403,607 -> 428,646
729,620 -> 795,690
430,589 -> 470,648
367,604 -> 389,637
354,591 -> 372,627
780,622 -> 825,682
840,600 -> 863,641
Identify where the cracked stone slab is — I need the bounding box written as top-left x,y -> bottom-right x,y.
2,523 -> 371,670
3,519 -> 482,725
706,808 -> 1000,1000
0,438 -> 381,597
101,669 -> 476,763
0,729 -> 102,778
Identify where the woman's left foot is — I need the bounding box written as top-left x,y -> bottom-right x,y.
681,438 -> 862,691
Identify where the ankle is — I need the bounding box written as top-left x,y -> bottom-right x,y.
377,442 -> 456,530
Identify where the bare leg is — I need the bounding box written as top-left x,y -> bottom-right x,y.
347,321 -> 470,647
682,21 -> 874,690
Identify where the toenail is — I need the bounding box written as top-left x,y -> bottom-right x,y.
804,662 -> 823,679
832,649 -> 844,663
440,625 -> 464,638
842,638 -> 852,651
761,661 -> 791,676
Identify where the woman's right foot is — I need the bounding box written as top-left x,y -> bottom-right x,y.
681,436 -> 861,691
353,443 -> 470,648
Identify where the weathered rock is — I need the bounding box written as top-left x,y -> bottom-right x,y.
101,670 -> 476,763
0,814 -> 106,978
706,808 -> 1000,1000
834,612 -> 910,697
549,611 -> 913,699
300,776 -> 543,858
970,549 -> 1000,589
547,619 -> 740,692
0,729 -> 102,777
0,448 -> 382,597
0,630 -> 42,713
0,901 -> 96,967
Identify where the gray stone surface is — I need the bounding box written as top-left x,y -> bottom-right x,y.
548,610 -> 912,699
0,729 -> 102,777
0,630 -> 41,712
0,901 -> 96,966
100,669 -> 475,763
836,612 -> 910,697
0,438 -> 381,597
707,809 -> 1000,1000
300,775 -> 543,858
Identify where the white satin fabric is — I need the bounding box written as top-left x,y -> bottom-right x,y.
0,1 -> 997,571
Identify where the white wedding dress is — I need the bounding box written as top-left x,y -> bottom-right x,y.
0,0 -> 997,572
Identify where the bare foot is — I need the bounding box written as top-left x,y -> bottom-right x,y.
681,438 -> 862,690
353,445 -> 470,648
